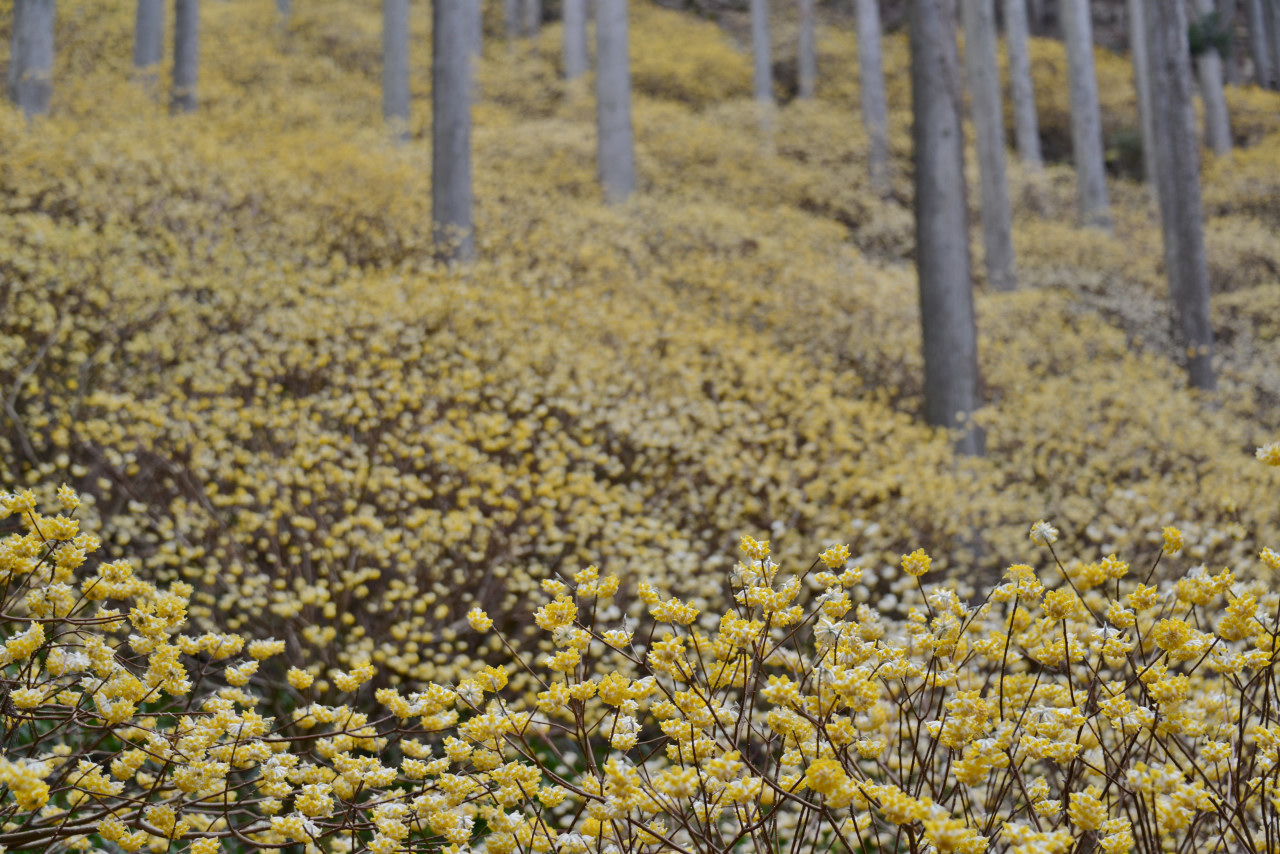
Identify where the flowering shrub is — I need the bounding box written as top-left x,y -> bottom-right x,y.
4,446 -> 1280,852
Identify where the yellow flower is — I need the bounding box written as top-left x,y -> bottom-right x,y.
740,535 -> 770,561
1162,526 -> 1184,555
819,543 -> 850,569
1029,520 -> 1059,546
466,607 -> 493,632
1042,589 -> 1079,621
286,667 -> 314,690
901,549 -> 932,578
1257,442 -> 1280,466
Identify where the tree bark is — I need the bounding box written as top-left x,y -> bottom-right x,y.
277,0 -> 291,21
563,0 -> 589,80
1266,0 -> 1280,90
1193,0 -> 1232,156
854,0 -> 891,195
134,0 -> 164,88
596,0 -> 636,204
910,0 -> 985,457
751,0 -> 774,105
504,0 -> 520,41
797,0 -> 816,99
962,0 -> 1017,291
1004,0 -> 1043,168
433,0 -> 476,261
171,0 -> 199,114
7,0 -> 55,118
383,0 -> 410,142
1246,0 -> 1274,86
1147,0 -> 1216,390
523,0 -> 542,38
1216,0 -> 1240,83
1129,0 -> 1158,185
1060,0 -> 1111,227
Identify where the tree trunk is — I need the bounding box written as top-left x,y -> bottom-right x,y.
472,0 -> 484,58
171,0 -> 199,114
523,0 -> 541,38
1129,0 -> 1158,185
1004,0 -> 1043,168
7,0 -> 55,118
1216,0 -> 1240,83
1266,0 -> 1280,90
962,0 -> 1017,291
134,0 -> 164,90
505,0 -> 520,41
854,0 -> 891,195
910,0 -> 985,457
751,0 -> 774,105
1061,0 -> 1111,227
1147,0 -> 1216,390
797,0 -> 816,99
563,0 -> 589,80
383,0 -> 410,142
433,0 -> 475,261
1193,0 -> 1232,156
596,0 -> 636,204
1246,0 -> 1274,86
277,0 -> 291,21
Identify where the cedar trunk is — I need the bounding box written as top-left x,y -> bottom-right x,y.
7,0 -> 56,118
854,0 -> 890,195
1129,0 -> 1158,185
596,0 -> 636,204
797,0 -> 816,99
1061,0 -> 1111,227
563,0 -> 589,80
433,0 -> 476,261
171,0 -> 199,114
1003,0 -> 1043,168
751,0 -> 774,104
383,0 -> 411,141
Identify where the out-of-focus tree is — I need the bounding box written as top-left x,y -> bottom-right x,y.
1129,0 -> 1158,186
797,0 -> 815,99
505,0 -> 519,41
854,0 -> 890,195
433,0 -> 475,261
563,0 -> 589,80
1147,0 -> 1216,390
1245,0 -> 1274,87
133,0 -> 163,91
961,0 -> 1016,291
7,0 -> 55,118
1004,0 -> 1042,169
172,0 -> 199,114
596,0 -> 636,204
523,0 -> 541,38
383,0 -> 410,142
910,0 -> 984,457
1060,0 -> 1111,228
751,0 -> 773,105
1190,0 -> 1232,155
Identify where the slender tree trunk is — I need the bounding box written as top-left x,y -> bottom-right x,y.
504,0 -> 520,41
1267,0 -> 1280,89
1061,0 -> 1111,227
1004,0 -> 1043,168
8,0 -> 55,118
751,0 -> 774,105
798,0 -> 816,99
1193,0 -> 1232,155
134,0 -> 164,93
1130,0 -> 1159,185
1028,0 -> 1049,33
596,0 -> 636,204
563,0 -> 589,80
1147,0 -> 1216,390
1217,0 -> 1240,83
472,0 -> 484,58
962,0 -> 1017,291
277,0 -> 291,21
854,0 -> 891,195
523,0 -> 541,38
1246,0 -> 1274,86
383,0 -> 410,142
171,0 -> 199,114
910,0 -> 985,457
433,0 -> 475,261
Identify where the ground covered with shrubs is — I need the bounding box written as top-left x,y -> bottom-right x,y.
0,3 -> 1278,850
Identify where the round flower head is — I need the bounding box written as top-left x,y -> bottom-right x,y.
1257,442 -> 1280,466
1029,520 -> 1059,547
901,549 -> 931,578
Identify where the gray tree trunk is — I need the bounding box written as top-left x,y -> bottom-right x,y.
1061,0 -> 1111,227
1216,0 -> 1240,83
7,0 -> 55,118
433,0 -> 475,261
910,0 -> 985,457
596,0 -> 636,204
523,0 -> 541,38
471,0 -> 484,58
1129,0 -> 1158,185
1147,0 -> 1216,390
751,0 -> 774,104
1246,0 -> 1274,86
797,0 -> 816,99
1004,0 -> 1043,168
171,0 -> 199,114
854,0 -> 891,195
1193,0 -> 1232,156
504,0 -> 520,40
962,0 -> 1017,291
383,0 -> 410,141
134,0 -> 164,90
563,0 -> 589,80
277,0 -> 291,21
1267,0 -> 1280,90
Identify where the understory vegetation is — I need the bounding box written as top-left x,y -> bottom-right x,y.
0,2 -> 1277,851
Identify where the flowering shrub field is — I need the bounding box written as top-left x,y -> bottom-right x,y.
0,1 -> 1278,849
